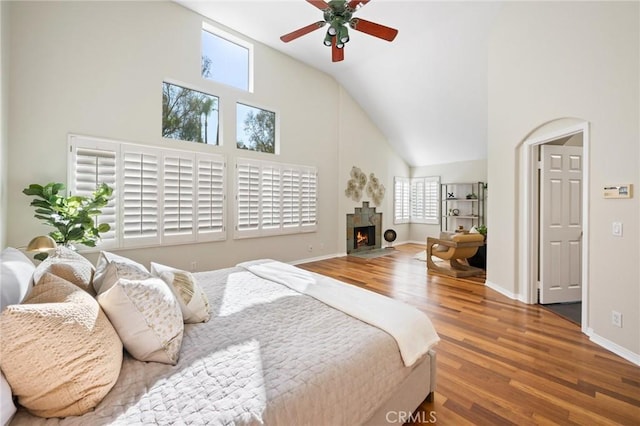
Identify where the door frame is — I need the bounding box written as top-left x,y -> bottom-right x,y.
519,121 -> 590,333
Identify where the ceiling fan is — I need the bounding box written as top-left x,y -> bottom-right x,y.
280,0 -> 398,62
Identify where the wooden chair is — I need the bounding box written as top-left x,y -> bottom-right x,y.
426,233 -> 485,277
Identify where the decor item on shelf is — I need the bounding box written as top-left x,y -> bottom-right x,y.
383,229 -> 397,249
366,173 -> 386,205
23,182 -> 113,259
466,193 -> 478,199
344,166 -> 367,202
451,208 -> 460,216
25,235 -> 58,262
280,0 -> 398,63
447,192 -> 455,199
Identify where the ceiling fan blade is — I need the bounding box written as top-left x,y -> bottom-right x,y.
306,0 -> 330,11
349,18 -> 398,42
346,0 -> 370,11
280,21 -> 326,43
332,38 -> 344,62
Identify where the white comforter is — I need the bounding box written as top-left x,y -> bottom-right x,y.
238,260 -> 439,366
12,264 -> 436,425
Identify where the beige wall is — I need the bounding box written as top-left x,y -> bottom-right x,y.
5,1 -> 407,269
0,1 -> 8,249
409,159 -> 487,242
488,2 -> 639,358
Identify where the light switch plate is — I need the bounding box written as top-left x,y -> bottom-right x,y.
612,222 -> 623,237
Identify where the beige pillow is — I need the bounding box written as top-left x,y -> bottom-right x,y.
0,273 -> 122,418
96,265 -> 184,365
33,246 -> 95,295
93,251 -> 149,293
151,262 -> 210,324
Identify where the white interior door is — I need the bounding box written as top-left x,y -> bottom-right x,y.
539,145 -> 583,304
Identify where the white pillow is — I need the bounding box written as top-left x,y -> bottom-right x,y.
97,263 -> 183,365
93,251 -> 149,293
1,247 -> 35,311
151,262 -> 210,324
1,371 -> 16,426
32,246 -> 95,295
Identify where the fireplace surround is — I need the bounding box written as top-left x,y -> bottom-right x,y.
346,202 -> 382,254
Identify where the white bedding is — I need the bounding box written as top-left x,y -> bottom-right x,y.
238,259 -> 439,366
12,264 -> 436,425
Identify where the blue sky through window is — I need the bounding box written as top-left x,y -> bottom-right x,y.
202,30 -> 249,91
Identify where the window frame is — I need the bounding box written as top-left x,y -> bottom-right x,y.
201,22 -> 254,93
393,176 -> 440,225
234,157 -> 318,239
235,101 -> 279,155
68,134 -> 227,251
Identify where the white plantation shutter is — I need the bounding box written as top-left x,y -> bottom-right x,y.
282,167 -> 300,228
197,154 -> 226,240
235,159 -> 317,238
394,177 -> 410,224
410,176 -> 440,224
69,135 -> 228,250
122,147 -> 160,247
300,168 -> 317,229
68,137 -> 118,249
260,164 -> 281,231
236,160 -> 261,235
163,153 -> 195,242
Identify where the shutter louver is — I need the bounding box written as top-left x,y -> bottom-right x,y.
394,177 -> 410,224
236,161 -> 260,232
164,154 -> 195,240
300,169 -> 317,228
72,145 -> 118,248
261,165 -> 281,230
282,167 -> 300,228
197,155 -> 225,240
122,149 -> 159,246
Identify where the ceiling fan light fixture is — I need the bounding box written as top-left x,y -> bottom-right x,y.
338,25 -> 350,43
327,24 -> 338,36
323,32 -> 333,46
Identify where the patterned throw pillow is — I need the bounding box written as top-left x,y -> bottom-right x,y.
159,270 -> 211,324
32,246 -> 95,295
92,251 -> 149,293
96,268 -> 184,365
0,273 -> 122,418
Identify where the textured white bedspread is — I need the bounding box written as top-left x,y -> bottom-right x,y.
238,260 -> 439,366
12,266 -> 427,425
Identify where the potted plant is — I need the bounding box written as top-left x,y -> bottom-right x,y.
23,182 -> 113,259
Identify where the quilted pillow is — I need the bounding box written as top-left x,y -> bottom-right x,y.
32,246 -> 95,295
93,251 -> 149,293
0,247 -> 35,311
0,273 -> 122,418
151,262 -> 211,324
96,263 -> 184,365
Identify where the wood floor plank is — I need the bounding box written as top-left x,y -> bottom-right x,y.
299,244 -> 640,425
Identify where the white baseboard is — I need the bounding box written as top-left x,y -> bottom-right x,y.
290,252 -> 343,265
484,280 -> 520,300
587,329 -> 640,366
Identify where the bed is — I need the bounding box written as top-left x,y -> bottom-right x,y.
1,248 -> 438,425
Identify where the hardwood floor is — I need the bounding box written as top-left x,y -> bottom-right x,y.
298,244 -> 640,425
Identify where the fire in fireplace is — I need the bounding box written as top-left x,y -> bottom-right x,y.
354,226 -> 376,248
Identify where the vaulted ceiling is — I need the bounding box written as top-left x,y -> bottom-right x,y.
176,1 -> 502,167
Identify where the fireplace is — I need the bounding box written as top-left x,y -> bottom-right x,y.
354,226 -> 375,249
346,202 -> 382,254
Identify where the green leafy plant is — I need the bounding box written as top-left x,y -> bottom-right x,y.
23,182 -> 113,251
476,224 -> 487,237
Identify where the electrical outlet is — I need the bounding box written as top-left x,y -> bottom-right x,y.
612,311 -> 623,328
307,244 -> 313,252
190,261 -> 197,272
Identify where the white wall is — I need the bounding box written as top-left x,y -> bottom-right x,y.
409,159 -> 487,242
5,1 -> 408,270
0,1 -> 8,249
488,2 -> 639,359
337,87 -> 410,251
